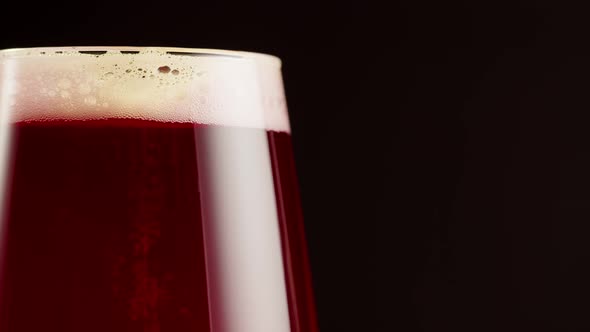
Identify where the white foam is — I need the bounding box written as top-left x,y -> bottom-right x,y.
0,47 -> 290,132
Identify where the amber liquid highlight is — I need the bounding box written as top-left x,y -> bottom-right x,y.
0,118 -> 316,332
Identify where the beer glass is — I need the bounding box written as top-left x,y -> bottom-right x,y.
0,47 -> 317,332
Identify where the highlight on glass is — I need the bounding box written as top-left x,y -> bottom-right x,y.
0,47 -> 317,332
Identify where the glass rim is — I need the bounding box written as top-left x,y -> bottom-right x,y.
0,46 -> 282,67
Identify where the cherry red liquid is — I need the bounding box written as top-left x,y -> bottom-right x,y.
0,118 -> 317,332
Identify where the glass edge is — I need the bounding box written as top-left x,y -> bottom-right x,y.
0,46 -> 282,67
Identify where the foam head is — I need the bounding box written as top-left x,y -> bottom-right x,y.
0,47 -> 290,132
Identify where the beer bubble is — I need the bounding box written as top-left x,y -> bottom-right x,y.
57,78 -> 72,89
158,66 -> 171,74
84,96 -> 97,105
78,84 -> 91,95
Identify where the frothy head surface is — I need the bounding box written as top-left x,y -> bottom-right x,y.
0,47 -> 290,132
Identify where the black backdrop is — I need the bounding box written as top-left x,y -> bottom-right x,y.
387,1 -> 590,332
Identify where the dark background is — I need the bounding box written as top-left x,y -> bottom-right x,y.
7,1 -> 590,331
389,1 -> 590,332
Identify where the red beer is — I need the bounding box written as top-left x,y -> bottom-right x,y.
0,48 -> 317,332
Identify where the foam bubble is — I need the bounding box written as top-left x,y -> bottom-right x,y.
78,83 -> 91,95
0,47 -> 289,132
158,66 -> 171,74
84,96 -> 97,105
57,78 -> 72,90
